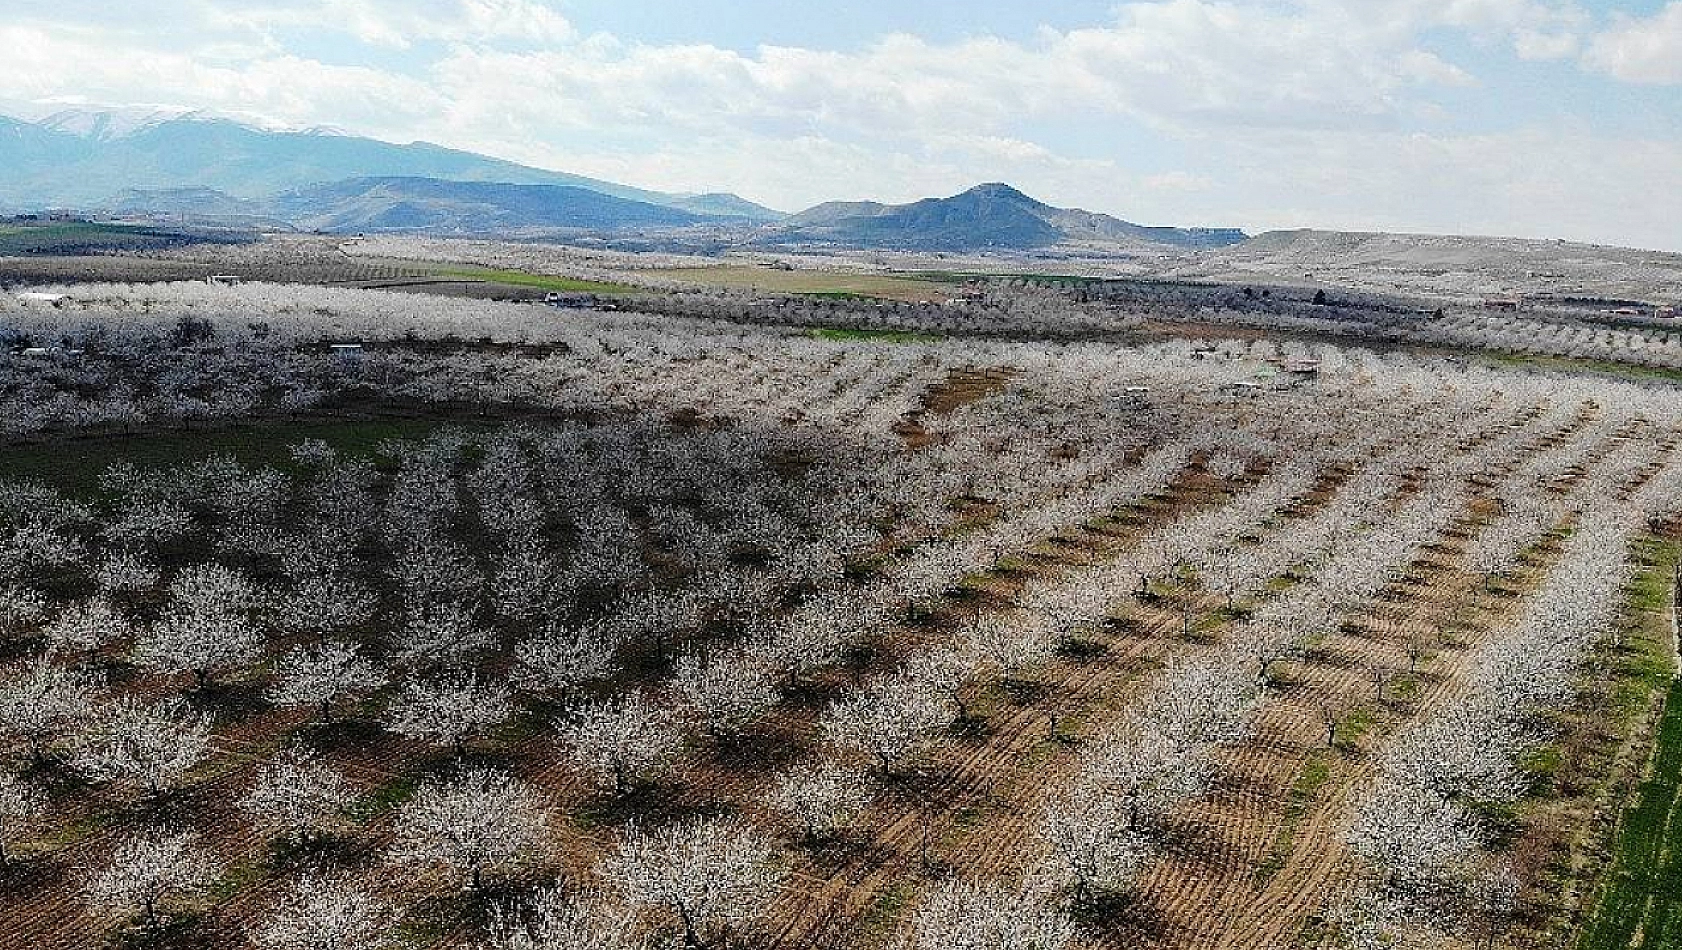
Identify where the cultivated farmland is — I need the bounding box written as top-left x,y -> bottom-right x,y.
0,255 -> 1678,950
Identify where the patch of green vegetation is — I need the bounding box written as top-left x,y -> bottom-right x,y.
806,291 -> 875,301
0,221 -> 201,255
208,858 -> 269,901
0,418 -> 455,495
1257,750 -> 1334,882
32,810 -> 112,854
808,327 -> 939,343
992,555 -> 1032,575
857,881 -> 914,942
1523,744 -> 1565,780
1482,352 -> 1682,387
432,266 -> 641,295
390,911 -> 451,949
1575,537 -> 1682,950
1334,707 -> 1376,752
1388,673 -> 1424,702
1576,676 -> 1682,949
348,774 -> 420,822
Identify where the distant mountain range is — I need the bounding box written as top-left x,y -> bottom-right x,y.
0,108 -> 781,223
271,177 -> 716,233
767,183 -> 1246,250
0,109 -> 1246,250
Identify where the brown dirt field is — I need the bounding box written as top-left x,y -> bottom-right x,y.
894,367 -> 1015,447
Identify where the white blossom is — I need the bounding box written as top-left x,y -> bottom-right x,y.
388,767 -> 549,891
599,817 -> 782,950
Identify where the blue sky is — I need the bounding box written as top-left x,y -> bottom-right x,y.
4,0 -> 1682,249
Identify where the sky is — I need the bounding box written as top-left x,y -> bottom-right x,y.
3,0 -> 1682,250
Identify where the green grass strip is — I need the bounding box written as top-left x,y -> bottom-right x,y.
1576,540 -> 1682,950
432,266 -> 641,295
807,328 -> 939,343
1577,676 -> 1682,949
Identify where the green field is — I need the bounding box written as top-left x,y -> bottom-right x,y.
0,221 -> 200,256
0,418 -> 459,494
634,265 -> 950,302
431,266 -> 642,296
1577,539 -> 1682,950
1579,678 -> 1682,949
808,328 -> 940,343
1484,352 -> 1682,387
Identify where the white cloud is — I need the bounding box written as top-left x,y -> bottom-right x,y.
1583,2 -> 1682,84
207,0 -> 574,49
1211,126 -> 1682,250
0,25 -> 442,132
1512,28 -> 1580,60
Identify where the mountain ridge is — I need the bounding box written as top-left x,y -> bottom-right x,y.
0,110 -> 784,223
271,177 -> 715,233
769,183 -> 1245,251
0,110 -> 1246,250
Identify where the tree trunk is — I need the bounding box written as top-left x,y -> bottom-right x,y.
678,904 -> 701,950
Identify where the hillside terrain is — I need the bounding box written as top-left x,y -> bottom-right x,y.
0,109 -> 781,222
270,178 -> 716,234
767,183 -> 1246,251
1164,229 -> 1682,303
